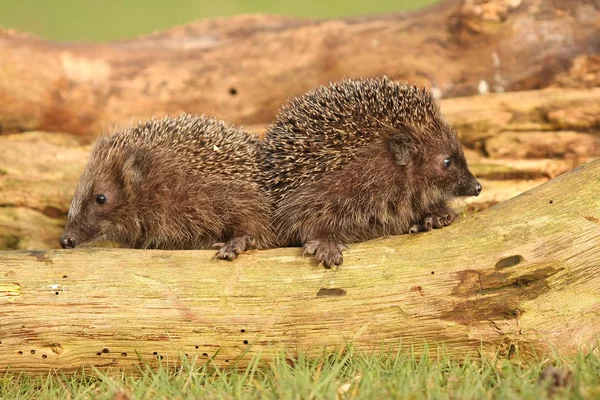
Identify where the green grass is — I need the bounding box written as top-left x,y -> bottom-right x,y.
2,347 -> 600,399
0,0 -> 439,41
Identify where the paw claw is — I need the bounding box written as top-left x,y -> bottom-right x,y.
303,239 -> 345,268
408,224 -> 420,234
215,235 -> 256,261
411,207 -> 456,234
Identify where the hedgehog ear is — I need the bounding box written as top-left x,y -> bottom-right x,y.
122,150 -> 148,186
388,132 -> 415,166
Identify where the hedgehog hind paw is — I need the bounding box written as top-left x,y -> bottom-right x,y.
303,239 -> 346,268
215,235 -> 256,261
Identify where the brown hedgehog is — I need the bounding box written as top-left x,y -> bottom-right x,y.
261,76 -> 481,268
60,113 -> 276,260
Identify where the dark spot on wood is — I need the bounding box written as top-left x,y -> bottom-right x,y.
225,360 -> 229,363
17,351 -> 23,355
583,215 -> 599,223
548,199 -> 553,204
102,348 -> 109,353
1,235 -> 20,250
243,340 -> 249,345
431,271 -> 435,274
42,354 -> 47,359
202,353 -> 208,357
29,251 -> 53,265
195,345 -> 199,349
241,329 -> 245,333
153,351 -> 158,355
55,292 -> 59,295
96,352 -> 102,356
157,355 -> 163,360
63,275 -> 68,279
49,343 -> 63,354
514,278 -> 531,288
445,266 -> 560,324
316,288 -> 347,297
480,267 -> 558,297
495,255 -> 523,269
41,205 -> 65,219
451,270 -> 481,298
229,87 -> 238,96
30,350 -> 35,354
410,286 -> 424,296
121,352 -> 127,357
507,343 -> 516,359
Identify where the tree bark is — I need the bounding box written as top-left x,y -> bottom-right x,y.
0,0 -> 598,136
1,157 -> 599,374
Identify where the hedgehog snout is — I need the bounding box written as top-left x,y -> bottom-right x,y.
60,235 -> 76,249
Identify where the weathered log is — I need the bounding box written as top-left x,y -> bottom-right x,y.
0,0 -> 598,136
1,157 -> 599,375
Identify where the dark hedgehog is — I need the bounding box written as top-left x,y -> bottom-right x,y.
60,113 -> 276,260
261,76 -> 482,268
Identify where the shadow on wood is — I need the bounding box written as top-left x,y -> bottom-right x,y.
1,158 -> 599,375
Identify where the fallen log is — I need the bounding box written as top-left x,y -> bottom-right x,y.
1,0 -> 599,136
1,157 -> 599,375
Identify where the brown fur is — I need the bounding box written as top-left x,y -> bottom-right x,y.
261,76 -> 481,267
61,113 -> 276,260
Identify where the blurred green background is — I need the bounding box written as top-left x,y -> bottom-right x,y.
0,0 -> 438,41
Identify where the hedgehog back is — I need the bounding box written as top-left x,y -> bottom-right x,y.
262,77 -> 442,198
101,114 -> 261,181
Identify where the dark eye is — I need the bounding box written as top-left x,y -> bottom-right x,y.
95,194 -> 107,205
443,158 -> 452,168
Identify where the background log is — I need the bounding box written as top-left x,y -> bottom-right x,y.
0,0 -> 599,136
1,157 -> 599,375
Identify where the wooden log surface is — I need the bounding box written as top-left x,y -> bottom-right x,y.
1,0 -> 599,136
1,157 -> 599,375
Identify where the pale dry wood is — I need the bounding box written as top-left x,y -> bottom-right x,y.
0,0 -> 599,136
1,157 -> 599,375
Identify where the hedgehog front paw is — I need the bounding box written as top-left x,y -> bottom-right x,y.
214,235 -> 257,261
303,239 -> 346,268
409,210 -> 455,233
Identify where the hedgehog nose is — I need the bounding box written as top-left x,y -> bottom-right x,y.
60,235 -> 76,249
475,182 -> 482,197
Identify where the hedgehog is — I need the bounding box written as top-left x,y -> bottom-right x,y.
261,76 -> 482,268
60,113 -> 276,260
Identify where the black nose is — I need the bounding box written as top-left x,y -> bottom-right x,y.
475,182 -> 482,196
60,236 -> 76,249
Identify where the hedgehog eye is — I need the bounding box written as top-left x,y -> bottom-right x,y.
443,158 -> 452,168
95,194 -> 107,205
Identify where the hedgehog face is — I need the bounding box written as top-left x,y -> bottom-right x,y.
60,148 -> 142,249
424,149 -> 482,198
